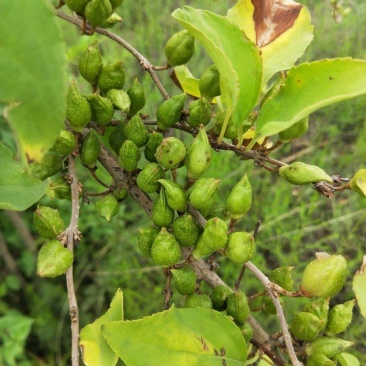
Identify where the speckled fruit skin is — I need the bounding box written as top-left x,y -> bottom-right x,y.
171,267 -> 196,295
97,61 -> 125,93
278,116 -> 309,142
53,130 -> 76,156
151,188 -> 175,228
172,214 -> 200,247
305,337 -> 353,358
155,137 -> 186,170
225,232 -> 255,264
157,179 -> 187,212
210,285 -> 232,311
127,77 -> 145,116
78,41 -> 103,86
226,291 -> 250,325
290,312 -> 322,341
185,293 -> 213,309
124,115 -> 149,147
118,140 -> 141,172
80,130 -> 101,168
165,30 -> 195,67
33,206 -> 65,240
268,266 -> 294,291
144,132 -> 163,163
86,94 -> 114,126
150,228 -> 181,267
189,178 -> 220,217
325,300 -> 355,336
95,194 -> 119,222
138,226 -> 160,257
84,0 -> 113,28
306,354 -> 336,366
188,98 -> 211,128
136,163 -> 165,194
226,174 -> 252,220
199,64 -> 220,101
156,93 -> 186,130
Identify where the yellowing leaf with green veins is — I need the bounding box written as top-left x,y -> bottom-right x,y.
352,256 -> 366,319
0,0 -> 66,162
102,306 -> 247,366
80,289 -> 123,366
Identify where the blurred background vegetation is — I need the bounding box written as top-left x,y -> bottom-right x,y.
0,0 -> 365,364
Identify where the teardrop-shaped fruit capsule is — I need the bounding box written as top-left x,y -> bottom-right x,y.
84,0 -> 113,28
144,131 -> 163,163
188,98 -> 211,128
138,226 -> 160,257
53,130 -> 76,156
114,187 -> 128,202
300,252 -> 347,298
303,298 -> 329,334
157,179 -> 187,212
225,232 -> 255,264
306,354 -> 336,366
95,194 -> 119,221
156,93 -> 186,130
185,293 -> 213,309
226,291 -> 250,325
98,62 -> 125,93
118,140 -> 141,172
124,115 -> 149,147
185,125 -> 212,179
87,94 -> 114,126
278,117 -> 309,143
165,30 -> 195,67
100,12 -> 123,28
106,89 -> 131,112
279,162 -> 333,185
151,188 -> 175,228
290,311 -> 323,341
109,121 -> 126,154
172,214 -> 200,247
213,111 -> 237,139
171,267 -> 196,295
210,285 -> 232,311
80,130 -> 101,168
64,0 -> 90,15
33,206 -> 65,240
127,78 -> 145,117
30,153 -> 63,180
79,41 -> 103,86
189,178 -> 220,217
325,299 -> 355,336
136,163 -> 165,194
305,337 -> 353,359
226,174 -> 252,220
49,176 -> 72,200
268,266 -> 295,292
151,227 -> 181,267
238,322 -> 253,343
199,65 -> 221,102
349,169 -> 366,197
155,137 -> 186,170
66,80 -> 92,132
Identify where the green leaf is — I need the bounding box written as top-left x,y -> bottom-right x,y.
102,306 -> 247,366
337,353 -> 360,366
172,65 -> 201,98
37,240 -> 73,278
172,6 -> 262,131
0,0 -> 66,161
80,289 -> 123,366
255,59 -> 366,139
0,143 -> 49,211
352,257 -> 366,319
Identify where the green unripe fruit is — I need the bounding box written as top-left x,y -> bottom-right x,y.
185,293 -> 213,309
213,111 -> 237,139
188,98 -> 211,128
349,169 -> 366,197
87,94 -> 114,126
53,130 -> 76,156
262,296 -> 284,315
64,0 -> 90,14
226,174 -> 252,220
114,187 -> 128,201
138,226 -> 160,257
305,337 -> 353,358
238,322 -> 253,344
199,65 -> 221,101
151,227 -> 181,267
80,130 -> 101,168
192,217 -> 228,259
144,131 -> 163,163
109,121 -> 126,155
84,0 -> 113,28
185,125 -> 212,179
106,89 -> 131,112
33,206 -> 65,240
136,163 -> 165,194
151,188 -> 175,228
127,78 -> 145,116
300,252 -> 347,298
66,80 -> 92,132
325,299 -> 355,336
225,232 -> 255,264
156,93 -> 186,130
155,137 -> 186,170
226,291 -> 250,325
157,179 -> 187,212
172,214 -> 200,247
279,162 -> 333,185
189,178 -> 220,217
98,62 -> 125,93
210,285 -> 232,311
268,266 -> 294,292
49,176 -> 72,200
303,298 -> 329,334
124,115 -> 149,147
95,194 -> 119,221
79,41 -> 103,86
278,116 -> 309,143
306,354 -> 336,366
100,12 -> 122,28
171,267 -> 196,295
30,153 -> 63,180
119,140 -> 141,172
109,0 -> 123,9
165,30 -> 195,67
290,312 -> 323,341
